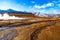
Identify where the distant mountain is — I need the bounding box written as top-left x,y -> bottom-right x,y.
34,12 -> 60,18
0,10 -> 5,13
6,9 -> 17,12
0,9 -> 32,14
0,9 -> 60,18
0,9 -> 19,13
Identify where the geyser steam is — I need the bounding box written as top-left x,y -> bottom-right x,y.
0,13 -> 27,20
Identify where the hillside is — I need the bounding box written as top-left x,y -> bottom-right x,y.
0,17 -> 60,40
0,10 -> 60,40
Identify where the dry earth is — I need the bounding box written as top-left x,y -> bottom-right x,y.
0,17 -> 60,40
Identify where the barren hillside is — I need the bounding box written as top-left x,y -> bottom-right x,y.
0,17 -> 60,40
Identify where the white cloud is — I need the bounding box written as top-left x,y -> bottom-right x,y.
28,1 -> 60,14
34,5 -> 41,8
31,1 -> 35,4
58,4 -> 60,7
52,10 -> 60,14
34,3 -> 54,8
46,3 -> 54,6
0,1 -> 27,11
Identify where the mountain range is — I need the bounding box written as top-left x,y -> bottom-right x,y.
34,12 -> 60,18
0,9 -> 60,18
0,9 -> 17,13
0,9 -> 32,14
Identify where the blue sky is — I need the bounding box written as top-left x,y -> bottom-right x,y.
0,0 -> 60,14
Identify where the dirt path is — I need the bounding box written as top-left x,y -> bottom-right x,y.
0,29 -> 17,40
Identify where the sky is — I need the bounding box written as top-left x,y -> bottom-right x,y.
0,0 -> 60,14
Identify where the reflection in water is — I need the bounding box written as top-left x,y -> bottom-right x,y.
0,26 -> 10,31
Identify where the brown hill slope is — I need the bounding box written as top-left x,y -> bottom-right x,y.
37,21 -> 60,40
0,18 -> 60,40
9,13 -> 40,18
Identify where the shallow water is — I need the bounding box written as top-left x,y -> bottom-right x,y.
0,27 -> 10,31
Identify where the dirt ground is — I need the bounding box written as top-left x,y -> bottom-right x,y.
0,17 -> 60,40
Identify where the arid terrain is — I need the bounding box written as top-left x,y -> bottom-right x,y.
0,14 -> 60,40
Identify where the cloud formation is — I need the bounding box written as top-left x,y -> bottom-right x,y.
31,1 -> 35,4
28,1 -> 60,14
34,3 -> 54,8
0,0 -> 60,14
58,4 -> 60,7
